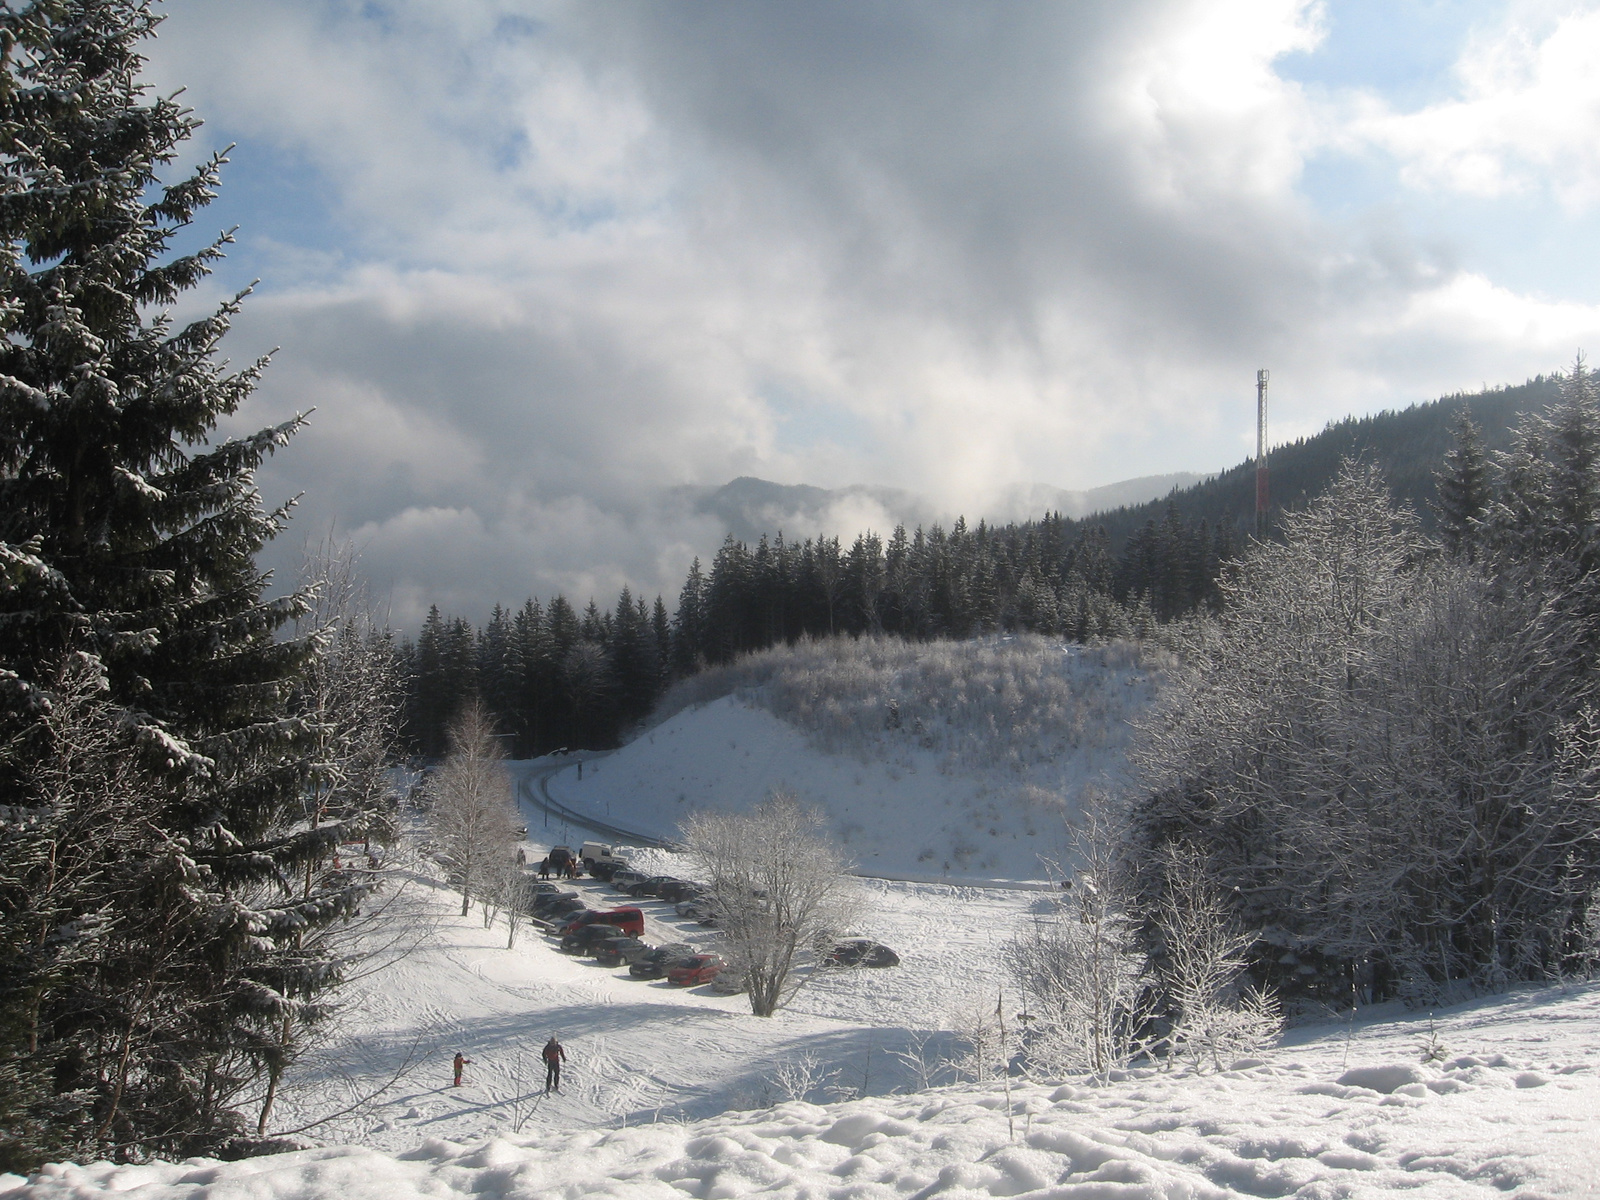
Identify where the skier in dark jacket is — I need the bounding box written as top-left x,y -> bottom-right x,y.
542,1036 -> 566,1093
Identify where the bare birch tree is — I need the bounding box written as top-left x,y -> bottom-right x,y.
681,791 -> 860,1017
428,703 -> 518,919
1004,808 -> 1150,1078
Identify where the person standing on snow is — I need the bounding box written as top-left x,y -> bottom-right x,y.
542,1036 -> 566,1093
453,1051 -> 472,1087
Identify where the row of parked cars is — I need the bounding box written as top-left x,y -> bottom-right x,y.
524,869 -> 732,988
596,865 -> 902,973
525,848 -> 900,988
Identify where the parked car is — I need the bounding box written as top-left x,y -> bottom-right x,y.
709,967 -> 746,995
657,879 -> 702,903
676,895 -> 718,919
535,897 -> 586,922
667,953 -> 726,987
529,890 -> 578,915
590,935 -> 654,967
626,875 -> 676,898
610,870 -> 649,893
628,943 -> 695,979
557,906 -> 645,938
560,924 -> 622,954
526,881 -> 563,897
823,938 -> 900,968
579,842 -> 632,880
681,898 -> 721,926
546,845 -> 578,876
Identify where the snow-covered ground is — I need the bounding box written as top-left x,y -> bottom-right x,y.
9,642 -> 1600,1198
9,884 -> 1600,1200
216,843 -> 1037,1153
7,839 -> 1600,1198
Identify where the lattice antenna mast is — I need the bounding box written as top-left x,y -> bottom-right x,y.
1255,369 -> 1270,536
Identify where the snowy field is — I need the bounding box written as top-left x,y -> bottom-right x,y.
9,641 -> 1600,1198
8,866 -> 1600,1200
5,838 -> 1600,1197
203,845 -> 1037,1153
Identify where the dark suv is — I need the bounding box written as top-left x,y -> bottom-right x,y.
628,943 -> 695,979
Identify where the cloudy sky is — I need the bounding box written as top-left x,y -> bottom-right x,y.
142,0 -> 1600,627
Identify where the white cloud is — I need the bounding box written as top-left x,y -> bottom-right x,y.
143,1 -> 1600,625
1352,4 -> 1600,209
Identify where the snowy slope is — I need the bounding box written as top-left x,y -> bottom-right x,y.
6,836 -> 1600,1199
186,849 -> 1036,1153
9,976 -> 1600,1198
540,638 -> 1162,883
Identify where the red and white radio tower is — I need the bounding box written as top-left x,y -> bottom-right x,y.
1255,368 -> 1270,536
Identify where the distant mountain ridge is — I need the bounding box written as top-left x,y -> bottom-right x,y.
678,471 -> 1206,546
678,370 -> 1557,555
1068,376 -> 1561,549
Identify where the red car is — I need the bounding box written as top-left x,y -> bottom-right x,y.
667,953 -> 725,986
558,906 -> 645,938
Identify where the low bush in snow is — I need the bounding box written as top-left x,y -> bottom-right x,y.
651,633 -> 1166,782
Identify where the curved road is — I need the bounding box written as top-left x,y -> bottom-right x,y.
511,756 -> 1049,891
513,755 -> 680,851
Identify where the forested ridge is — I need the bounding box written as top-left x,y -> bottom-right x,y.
402,376 -> 1557,759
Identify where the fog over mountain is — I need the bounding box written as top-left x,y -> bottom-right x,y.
268,470 -> 1203,630
683,473 -> 1206,549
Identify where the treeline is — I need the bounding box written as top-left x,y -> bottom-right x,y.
1085,375 -> 1558,549
403,379 -> 1569,760
401,510 -> 1241,757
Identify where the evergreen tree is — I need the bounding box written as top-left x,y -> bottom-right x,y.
0,0 -> 356,1164
650,595 -> 672,689
671,558 -> 707,676
1435,409 -> 1491,562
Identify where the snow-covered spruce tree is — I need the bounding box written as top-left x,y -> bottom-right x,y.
1483,358 -> 1600,694
426,702 -> 518,920
681,791 -> 860,1017
1434,409 -> 1490,563
0,1 -> 364,1167
1131,461 -> 1597,1002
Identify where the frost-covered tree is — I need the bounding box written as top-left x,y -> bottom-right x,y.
1435,410 -> 1490,562
0,1 -> 375,1166
427,703 -> 518,920
682,791 -> 860,1017
1147,844 -> 1281,1070
1132,461 -> 1600,1001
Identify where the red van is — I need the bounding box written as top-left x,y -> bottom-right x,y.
559,906 -> 644,938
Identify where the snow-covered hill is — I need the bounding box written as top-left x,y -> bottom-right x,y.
11,637 -> 1599,1198
541,637 -> 1164,882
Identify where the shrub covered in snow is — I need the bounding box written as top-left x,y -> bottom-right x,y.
654,634 -> 1163,790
